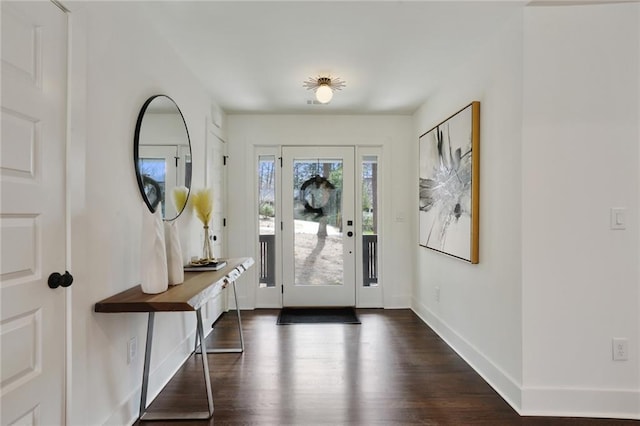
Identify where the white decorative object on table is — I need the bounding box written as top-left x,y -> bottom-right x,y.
171,186 -> 192,266
141,202 -> 168,294
164,220 -> 184,285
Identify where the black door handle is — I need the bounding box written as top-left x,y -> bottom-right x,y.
48,271 -> 74,289
347,231 -> 354,237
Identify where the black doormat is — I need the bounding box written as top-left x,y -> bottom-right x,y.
277,307 -> 360,325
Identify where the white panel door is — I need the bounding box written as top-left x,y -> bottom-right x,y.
1,2 -> 68,424
282,146 -> 356,307
205,124 -> 226,260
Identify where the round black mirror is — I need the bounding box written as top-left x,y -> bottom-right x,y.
134,95 -> 192,220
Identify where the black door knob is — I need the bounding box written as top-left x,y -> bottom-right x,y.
347,231 -> 354,237
48,271 -> 74,289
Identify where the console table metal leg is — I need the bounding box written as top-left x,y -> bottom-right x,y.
196,308 -> 215,416
139,312 -> 155,420
205,279 -> 244,353
138,310 -> 214,421
232,280 -> 245,352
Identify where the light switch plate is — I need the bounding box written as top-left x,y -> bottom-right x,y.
610,208 -> 626,230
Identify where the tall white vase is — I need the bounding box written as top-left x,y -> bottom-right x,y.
164,220 -> 184,285
176,209 -> 193,267
141,203 -> 168,294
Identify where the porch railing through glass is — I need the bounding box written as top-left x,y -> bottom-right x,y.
259,234 -> 276,288
258,155 -> 276,288
362,234 -> 378,287
362,155 -> 379,287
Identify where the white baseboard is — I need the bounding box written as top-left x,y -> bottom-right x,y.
255,303 -> 281,309
411,297 -> 523,412
522,387 -> 640,420
411,297 -> 640,421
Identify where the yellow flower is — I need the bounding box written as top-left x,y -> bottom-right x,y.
192,188 -> 213,226
172,186 -> 189,213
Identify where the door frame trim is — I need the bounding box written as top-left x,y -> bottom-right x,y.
254,145 -> 385,309
253,146 -> 283,308
354,146 -> 384,308
61,2 -> 72,424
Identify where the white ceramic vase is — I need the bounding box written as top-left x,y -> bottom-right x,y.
141,202 -> 168,294
176,204 -> 193,267
164,220 -> 184,285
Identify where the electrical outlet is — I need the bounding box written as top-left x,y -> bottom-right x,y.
612,338 -> 628,361
435,286 -> 440,302
610,208 -> 626,230
127,336 -> 138,364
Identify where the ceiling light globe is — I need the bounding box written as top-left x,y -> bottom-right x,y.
315,84 -> 333,104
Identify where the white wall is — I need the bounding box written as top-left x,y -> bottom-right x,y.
412,9 -> 524,409
521,3 -> 639,418
413,2 -> 640,420
140,113 -> 190,147
67,3 -> 227,424
226,115 -> 414,309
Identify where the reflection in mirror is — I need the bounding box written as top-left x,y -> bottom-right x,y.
134,95 -> 192,220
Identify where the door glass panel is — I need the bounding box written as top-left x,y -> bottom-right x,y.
293,158 -> 343,286
138,157 -> 167,217
258,155 -> 276,288
181,145 -> 192,189
362,155 -> 378,287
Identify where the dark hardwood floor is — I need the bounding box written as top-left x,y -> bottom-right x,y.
138,309 -> 637,425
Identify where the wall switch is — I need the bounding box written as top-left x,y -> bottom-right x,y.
435,286 -> 440,302
610,208 -> 626,230
612,338 -> 628,361
127,336 -> 138,364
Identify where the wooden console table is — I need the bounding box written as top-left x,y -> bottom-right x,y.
95,257 -> 254,421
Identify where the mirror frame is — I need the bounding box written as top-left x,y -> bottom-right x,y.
133,94 -> 192,220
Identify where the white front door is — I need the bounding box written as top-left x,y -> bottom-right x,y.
1,1 -> 68,424
281,146 -> 355,307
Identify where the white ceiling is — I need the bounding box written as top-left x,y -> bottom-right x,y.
140,1 -> 526,115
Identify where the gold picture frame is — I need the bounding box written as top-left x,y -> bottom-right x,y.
419,101 -> 480,263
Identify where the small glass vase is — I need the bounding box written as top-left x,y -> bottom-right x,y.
202,225 -> 214,261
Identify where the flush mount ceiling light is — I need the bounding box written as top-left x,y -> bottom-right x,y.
303,76 -> 346,104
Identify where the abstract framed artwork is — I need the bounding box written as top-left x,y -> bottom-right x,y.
419,101 -> 480,263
